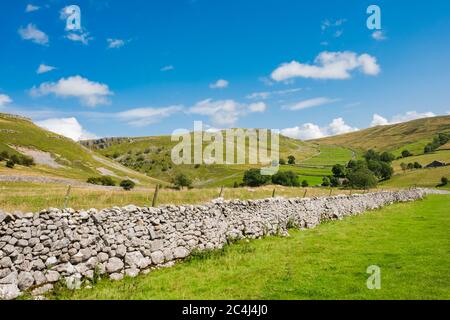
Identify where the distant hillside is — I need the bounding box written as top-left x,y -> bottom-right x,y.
0,113 -> 158,186
82,132 -> 329,187
311,116 -> 450,156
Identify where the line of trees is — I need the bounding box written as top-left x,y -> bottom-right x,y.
330,150 -> 395,189
424,133 -> 449,154
242,169 -> 307,188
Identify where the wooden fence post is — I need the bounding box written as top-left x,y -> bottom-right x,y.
272,188 -> 276,198
303,189 -> 307,198
152,184 -> 160,207
219,186 -> 224,198
329,188 -> 333,196
64,185 -> 72,209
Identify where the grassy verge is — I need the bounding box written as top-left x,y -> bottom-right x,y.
0,182 -> 370,212
51,195 -> 450,300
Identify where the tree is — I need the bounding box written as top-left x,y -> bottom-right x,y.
441,177 -> 449,186
243,169 -> 271,187
367,160 -> 383,178
380,152 -> 395,163
347,168 -> 378,189
6,160 -> 14,169
233,181 -> 239,188
174,173 -> 192,189
424,144 -> 434,154
87,176 -> 116,186
322,176 -> 331,187
330,176 -> 341,187
364,149 -> 380,162
10,154 -> 20,164
400,162 -> 408,173
301,180 -> 309,188
402,150 -> 412,158
413,162 -> 422,169
287,155 -> 296,165
120,179 -> 136,191
379,162 -> 394,180
272,171 -> 300,187
19,156 -> 35,167
279,158 -> 286,165
332,164 -> 346,178
407,163 -> 414,170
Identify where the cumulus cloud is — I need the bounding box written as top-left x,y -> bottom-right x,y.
209,79 -> 229,89
189,99 -> 266,127
107,38 -> 127,49
372,31 -> 387,41
246,88 -> 302,100
0,94 -> 12,108
281,117 -> 358,140
36,117 -> 97,141
37,64 -> 56,74
271,51 -> 380,82
160,65 -> 175,72
18,24 -> 49,46
30,76 -> 113,107
66,32 -> 93,45
283,97 -> 339,111
371,111 -> 436,127
115,106 -> 182,127
25,4 -> 40,12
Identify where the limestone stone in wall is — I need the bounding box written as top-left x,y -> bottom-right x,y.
0,189 -> 435,299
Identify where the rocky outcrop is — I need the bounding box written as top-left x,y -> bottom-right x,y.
0,189 -> 437,299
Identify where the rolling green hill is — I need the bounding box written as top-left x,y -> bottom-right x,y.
82,132 -> 346,187
311,116 -> 450,155
0,113 -> 158,186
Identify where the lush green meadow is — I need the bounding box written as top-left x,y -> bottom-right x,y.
50,195 -> 450,300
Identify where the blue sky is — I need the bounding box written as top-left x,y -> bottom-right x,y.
1,0 -> 450,140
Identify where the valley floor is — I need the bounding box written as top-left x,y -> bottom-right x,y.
49,195 -> 450,300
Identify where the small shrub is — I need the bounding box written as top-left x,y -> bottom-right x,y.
321,176 -> 331,187
279,158 -> 286,165
301,180 -> 309,188
441,177 -> 449,186
287,155 -> 296,165
272,171 -> 300,187
174,173 -> 192,189
6,160 -> 14,168
233,181 -> 239,188
243,169 -> 270,187
87,176 -> 116,186
120,179 -> 136,191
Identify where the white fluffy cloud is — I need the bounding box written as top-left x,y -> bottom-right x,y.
281,117 -> 358,140
372,31 -> 387,41
107,38 -> 126,49
116,106 -> 182,127
0,94 -> 12,108
271,51 -> 380,82
284,97 -> 338,111
189,99 -> 266,127
37,64 -> 56,74
371,111 -> 436,127
25,4 -> 40,12
66,32 -> 93,45
36,117 -> 97,141
18,24 -> 49,46
30,76 -> 113,107
209,79 -> 229,89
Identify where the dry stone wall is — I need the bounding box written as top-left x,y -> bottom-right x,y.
0,189 -> 435,299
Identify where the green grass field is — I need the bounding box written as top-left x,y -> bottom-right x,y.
50,195 -> 450,300
299,144 -> 356,167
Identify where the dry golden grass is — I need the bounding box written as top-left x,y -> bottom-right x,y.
0,182 -> 380,213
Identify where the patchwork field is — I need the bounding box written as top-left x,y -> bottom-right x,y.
48,195 -> 450,300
